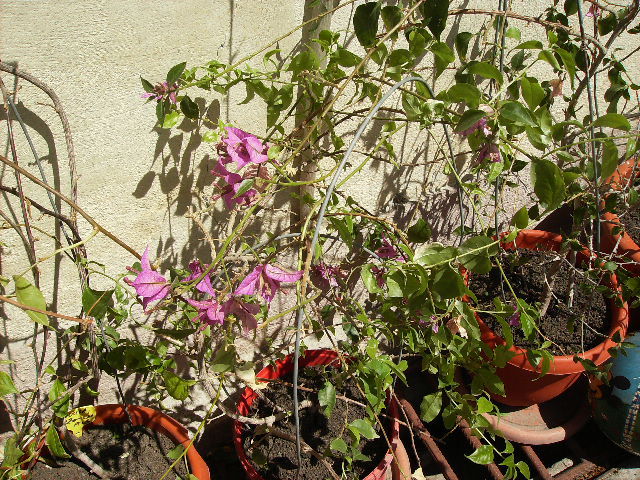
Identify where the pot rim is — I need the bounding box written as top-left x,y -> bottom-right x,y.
472,229 -> 629,375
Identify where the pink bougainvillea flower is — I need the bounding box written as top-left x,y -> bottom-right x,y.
478,143 -> 501,163
234,263 -> 303,303
221,297 -> 261,334
508,310 -> 521,328
370,265 -> 387,288
211,156 -> 258,209
586,3 -> 600,17
223,127 -> 269,168
184,261 -> 216,296
124,247 -> 171,311
187,297 -> 224,327
458,117 -> 491,137
375,236 -> 404,261
141,81 -> 178,104
312,263 -> 342,288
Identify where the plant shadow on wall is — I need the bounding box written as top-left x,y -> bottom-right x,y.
1,1 -> 640,480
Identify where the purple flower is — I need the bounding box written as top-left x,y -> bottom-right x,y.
586,3 -> 600,17
375,236 -> 404,261
370,265 -> 387,288
141,81 -> 178,104
508,310 -> 521,328
221,297 -> 261,334
187,297 -> 224,327
212,156 -> 258,208
478,143 -> 501,163
234,263 -> 303,303
458,117 -> 491,137
184,261 -> 216,296
312,263 -> 342,288
223,127 -> 269,169
125,247 -> 171,311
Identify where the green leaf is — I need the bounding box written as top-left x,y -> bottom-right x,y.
287,49 -> 319,75
431,42 -> 454,78
564,0 -> 578,15
82,287 -> 113,320
140,77 -> 154,93
233,178 -> 256,199
514,40 -> 543,50
167,445 -> 185,460
407,218 -> 432,243
211,346 -> 235,373
505,27 -> 521,40
353,2 -> 381,47
598,12 -> 617,36
455,109 -> 485,133
162,111 -> 181,129
531,159 -> 565,210
447,83 -> 481,108
420,391 -> 443,423
349,418 -> 378,440
421,0 -> 449,40
476,397 -> 493,414
0,371 -> 18,397
49,379 -> 70,418
166,62 -> 186,84
468,62 -> 503,85
180,95 -> 199,119
318,381 -> 336,417
500,101 -> 537,127
334,47 -> 361,68
13,276 -> 49,326
432,266 -> 466,299
592,113 -> 631,131
330,438 -> 348,453
162,370 -> 196,401
455,32 -> 473,61
554,47 -> 576,88
459,236 -> 498,274
46,427 -> 70,458
601,140 -> 619,181
1,437 -> 23,468
467,445 -> 494,464
511,206 -> 529,229
538,49 -> 561,70
361,264 -> 383,294
381,5 -> 402,38
520,77 -> 546,110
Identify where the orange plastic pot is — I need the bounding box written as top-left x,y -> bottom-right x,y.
24,405 -> 210,479
601,158 -> 640,275
471,230 -> 630,407
233,349 -> 400,480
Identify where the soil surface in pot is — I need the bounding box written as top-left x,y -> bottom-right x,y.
472,249 -> 611,355
30,424 -> 189,480
241,366 -> 389,480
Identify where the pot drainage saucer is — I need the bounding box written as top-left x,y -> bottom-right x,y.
483,377 -> 591,445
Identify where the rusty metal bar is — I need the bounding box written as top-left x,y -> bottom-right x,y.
520,445 -> 553,480
457,418 -> 504,480
553,459 -> 607,480
397,397 -> 460,480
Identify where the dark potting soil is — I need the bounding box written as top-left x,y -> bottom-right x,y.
29,424 -> 189,480
620,200 -> 640,240
241,367 -> 389,480
471,249 -> 611,355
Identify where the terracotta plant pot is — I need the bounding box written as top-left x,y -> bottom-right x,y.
471,230 -> 630,407
601,158 -> 640,275
233,349 -> 400,480
88,405 -> 210,480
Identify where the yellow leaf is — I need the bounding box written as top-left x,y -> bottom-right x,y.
64,406 -> 96,437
